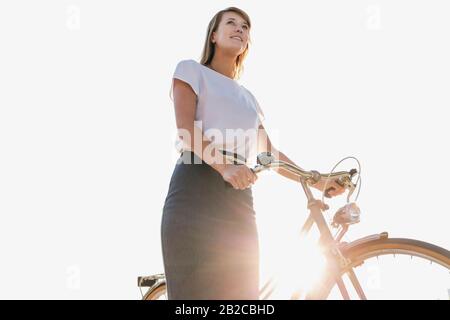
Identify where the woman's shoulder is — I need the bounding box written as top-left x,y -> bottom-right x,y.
170,59 -> 204,99
173,59 -> 204,79
241,85 -> 256,99
175,59 -> 201,69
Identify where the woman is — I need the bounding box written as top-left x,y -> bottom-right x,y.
161,7 -> 345,300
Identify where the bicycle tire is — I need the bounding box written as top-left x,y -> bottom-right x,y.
345,238 -> 449,267
143,282 -> 167,300
318,238 -> 450,299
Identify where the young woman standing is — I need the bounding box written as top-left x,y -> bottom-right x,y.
161,7 -> 344,300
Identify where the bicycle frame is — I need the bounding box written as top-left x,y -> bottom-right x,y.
301,179 -> 364,299
252,153 -> 367,300
257,179 -> 362,300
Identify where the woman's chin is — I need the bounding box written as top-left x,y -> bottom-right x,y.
224,46 -> 245,56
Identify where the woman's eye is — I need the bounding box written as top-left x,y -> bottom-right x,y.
227,21 -> 249,30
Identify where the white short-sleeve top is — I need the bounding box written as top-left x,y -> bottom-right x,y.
169,59 -> 265,165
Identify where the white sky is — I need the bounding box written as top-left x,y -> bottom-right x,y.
0,0 -> 449,299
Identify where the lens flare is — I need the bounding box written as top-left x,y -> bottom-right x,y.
263,234 -> 327,299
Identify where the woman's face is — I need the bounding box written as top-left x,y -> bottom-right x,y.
211,11 -> 250,56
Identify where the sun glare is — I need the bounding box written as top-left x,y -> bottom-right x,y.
262,233 -> 327,299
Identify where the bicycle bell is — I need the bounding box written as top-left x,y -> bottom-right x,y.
257,152 -> 275,166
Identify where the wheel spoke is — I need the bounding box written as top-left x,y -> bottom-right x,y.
326,238 -> 449,299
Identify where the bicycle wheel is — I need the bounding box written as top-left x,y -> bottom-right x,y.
143,282 -> 167,300
323,238 -> 450,299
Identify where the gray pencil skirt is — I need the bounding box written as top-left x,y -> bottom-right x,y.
161,151 -> 260,300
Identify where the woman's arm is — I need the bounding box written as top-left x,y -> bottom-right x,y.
172,78 -> 228,174
172,78 -> 257,190
256,124 -> 345,196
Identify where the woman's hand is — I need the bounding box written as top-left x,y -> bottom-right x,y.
310,177 -> 346,197
220,164 -> 258,190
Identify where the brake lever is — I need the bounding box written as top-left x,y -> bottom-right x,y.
324,172 -> 357,199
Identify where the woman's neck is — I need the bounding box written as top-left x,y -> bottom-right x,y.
207,52 -> 236,79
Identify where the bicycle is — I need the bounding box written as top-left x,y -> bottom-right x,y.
138,152 -> 450,300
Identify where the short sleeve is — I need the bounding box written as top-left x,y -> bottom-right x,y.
244,88 -> 266,125
169,60 -> 201,101
253,97 -> 266,125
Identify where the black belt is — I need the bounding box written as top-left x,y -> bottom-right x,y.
179,149 -> 247,165
219,149 -> 247,165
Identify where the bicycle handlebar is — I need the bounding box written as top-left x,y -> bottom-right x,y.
252,152 -> 358,192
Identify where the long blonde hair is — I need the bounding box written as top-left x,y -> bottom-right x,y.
199,7 -> 252,80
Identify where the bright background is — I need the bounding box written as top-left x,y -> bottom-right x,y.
0,0 -> 449,299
